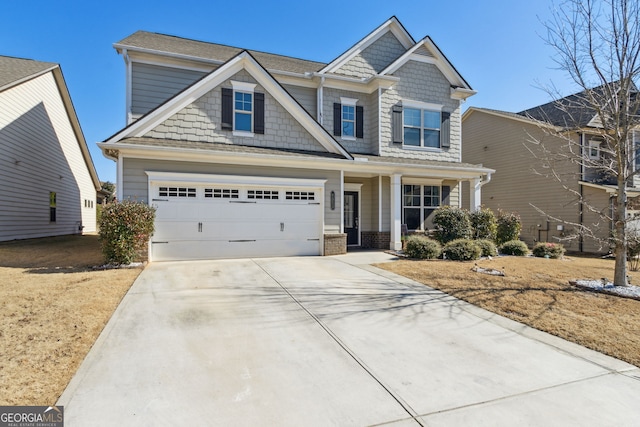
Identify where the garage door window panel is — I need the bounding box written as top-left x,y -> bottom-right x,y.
159,187 -> 196,198
205,188 -> 239,199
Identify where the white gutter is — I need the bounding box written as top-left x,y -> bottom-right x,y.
98,141 -> 494,179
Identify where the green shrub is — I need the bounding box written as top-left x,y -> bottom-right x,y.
433,206 -> 472,244
404,235 -> 442,259
499,240 -> 529,256
443,239 -> 482,261
532,242 -> 566,259
470,207 -> 497,240
496,210 -> 522,245
475,239 -> 498,257
98,200 -> 156,264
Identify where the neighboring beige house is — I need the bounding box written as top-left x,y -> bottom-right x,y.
0,56 -> 101,241
462,95 -> 640,253
100,17 -> 493,261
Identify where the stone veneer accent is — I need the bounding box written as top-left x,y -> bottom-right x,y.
361,231 -> 391,249
324,233 -> 347,255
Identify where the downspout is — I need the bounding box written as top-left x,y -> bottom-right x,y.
317,76 -> 325,125
123,48 -> 132,125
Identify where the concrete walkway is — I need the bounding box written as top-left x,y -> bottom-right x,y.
58,251 -> 640,426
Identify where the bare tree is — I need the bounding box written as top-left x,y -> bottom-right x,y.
528,0 -> 640,285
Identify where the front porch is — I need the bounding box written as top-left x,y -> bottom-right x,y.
332,171 -> 488,253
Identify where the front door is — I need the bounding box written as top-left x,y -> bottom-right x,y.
344,191 -> 359,246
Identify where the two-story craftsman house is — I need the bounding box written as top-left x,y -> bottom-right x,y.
99,17 -> 493,261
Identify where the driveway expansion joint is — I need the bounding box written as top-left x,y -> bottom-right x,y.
252,259 -> 425,426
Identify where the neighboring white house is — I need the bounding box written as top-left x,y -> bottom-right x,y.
100,16 -> 493,261
0,56 -> 101,241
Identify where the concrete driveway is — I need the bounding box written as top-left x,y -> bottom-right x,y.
59,252 -> 640,426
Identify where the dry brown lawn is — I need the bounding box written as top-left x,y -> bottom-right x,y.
0,235 -> 142,405
377,255 -> 640,367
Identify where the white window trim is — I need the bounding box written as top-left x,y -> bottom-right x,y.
231,81 -> 256,136
402,101 -> 443,150
340,97 -> 358,141
588,140 -> 601,160
401,182 -> 444,231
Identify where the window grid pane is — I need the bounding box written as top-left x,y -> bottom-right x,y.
342,105 -> 355,137
234,91 -> 253,132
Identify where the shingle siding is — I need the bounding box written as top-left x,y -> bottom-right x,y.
322,87 -> 377,154
335,31 -> 406,78
144,70 -> 327,152
0,72 -> 96,240
380,61 -> 461,161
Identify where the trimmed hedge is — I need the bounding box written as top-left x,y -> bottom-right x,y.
499,240 -> 529,256
433,206 -> 472,244
496,210 -> 522,245
98,200 -> 156,264
443,239 -> 482,261
404,235 -> 442,259
476,239 -> 498,257
470,207 -> 497,240
532,242 -> 566,259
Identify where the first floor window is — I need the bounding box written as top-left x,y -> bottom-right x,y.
402,185 -> 441,230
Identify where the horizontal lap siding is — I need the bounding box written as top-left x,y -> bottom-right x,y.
462,112 -> 585,250
282,84 -> 317,119
131,62 -> 206,115
122,157 -> 342,233
0,72 -> 96,240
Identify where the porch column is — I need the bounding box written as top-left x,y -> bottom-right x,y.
469,177 -> 481,212
390,174 -> 402,251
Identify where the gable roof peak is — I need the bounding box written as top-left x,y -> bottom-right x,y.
319,16 -> 415,75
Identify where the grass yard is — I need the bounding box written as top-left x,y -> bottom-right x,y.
376,254 -> 640,368
0,235 -> 142,405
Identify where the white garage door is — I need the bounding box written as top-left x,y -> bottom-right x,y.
148,173 -> 324,261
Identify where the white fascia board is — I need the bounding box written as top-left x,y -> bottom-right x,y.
105,54 -> 246,143
107,51 -> 352,159
381,38 -> 471,90
102,142 -> 493,180
241,56 -> 353,159
462,107 -> 563,132
319,17 -> 413,74
114,43 -> 225,67
146,171 -> 326,189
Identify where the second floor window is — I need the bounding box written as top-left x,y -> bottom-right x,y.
404,108 -> 441,148
342,105 -> 355,137
234,91 -> 253,132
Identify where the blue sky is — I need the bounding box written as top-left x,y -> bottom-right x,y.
3,0 -> 573,183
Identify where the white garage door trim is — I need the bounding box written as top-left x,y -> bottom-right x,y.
146,171 -> 326,261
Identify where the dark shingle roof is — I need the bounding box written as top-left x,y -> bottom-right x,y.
0,56 -> 57,91
517,92 -> 598,128
118,137 -> 345,159
517,82 -> 639,128
115,31 -> 327,75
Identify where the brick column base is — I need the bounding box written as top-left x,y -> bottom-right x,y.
361,231 -> 391,249
324,233 -> 347,255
